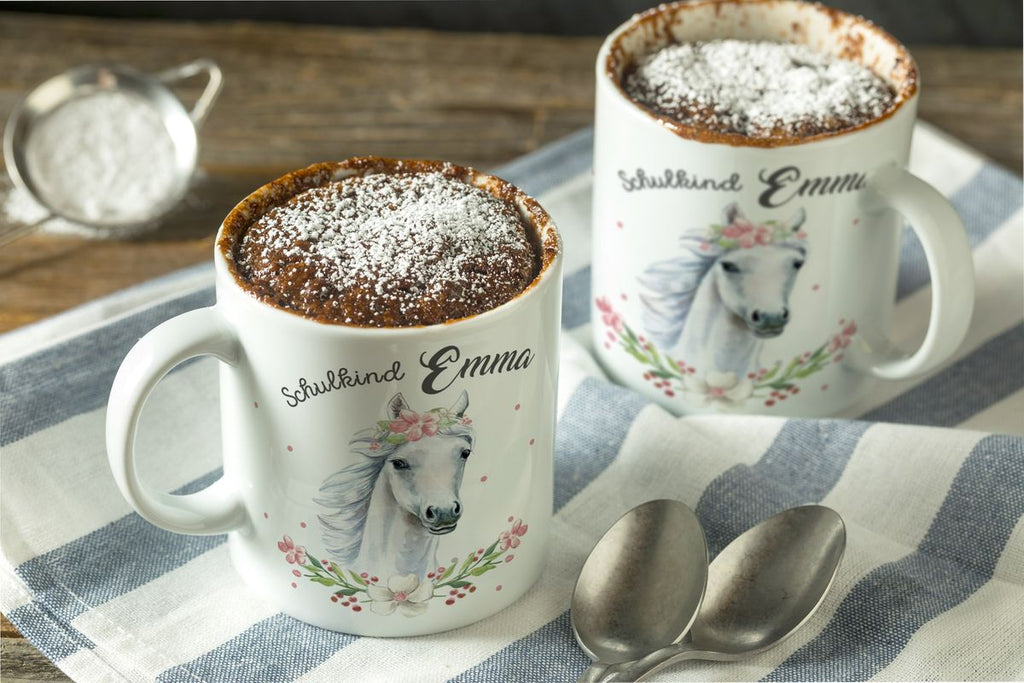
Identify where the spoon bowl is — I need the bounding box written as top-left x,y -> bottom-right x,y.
602,505 -> 846,681
571,499 -> 708,678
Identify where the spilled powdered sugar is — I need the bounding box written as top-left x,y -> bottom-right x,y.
624,40 -> 897,139
234,172 -> 538,327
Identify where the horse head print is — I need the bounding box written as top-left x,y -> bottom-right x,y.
315,390 -> 475,579
639,203 -> 808,376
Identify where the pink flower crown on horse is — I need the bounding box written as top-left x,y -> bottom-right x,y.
694,204 -> 808,253
371,407 -> 471,447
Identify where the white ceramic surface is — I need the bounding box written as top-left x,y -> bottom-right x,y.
107,161 -> 562,636
591,0 -> 974,416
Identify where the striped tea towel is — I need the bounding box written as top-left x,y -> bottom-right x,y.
1,122 -> 1022,682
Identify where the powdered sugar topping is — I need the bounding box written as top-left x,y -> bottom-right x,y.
624,40 -> 898,139
232,171 -> 538,326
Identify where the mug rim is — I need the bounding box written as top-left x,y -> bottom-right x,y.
214,157 -> 562,336
598,0 -> 920,149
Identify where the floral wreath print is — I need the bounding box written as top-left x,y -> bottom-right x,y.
277,390 -> 528,616
602,202 -> 857,408
278,517 -> 528,616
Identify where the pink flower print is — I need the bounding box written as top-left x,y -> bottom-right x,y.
278,535 -> 306,565
732,218 -> 755,232
754,226 -> 773,245
460,416 -> 473,425
389,410 -> 440,442
595,296 -> 623,331
499,518 -> 529,551
843,321 -> 858,338
737,231 -> 757,249
795,230 -> 808,240
369,442 -> 381,451
603,310 -> 623,332
828,333 -> 852,353
722,224 -> 744,239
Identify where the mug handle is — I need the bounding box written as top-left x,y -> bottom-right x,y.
106,306 -> 246,535
854,164 -> 974,380
155,59 -> 224,129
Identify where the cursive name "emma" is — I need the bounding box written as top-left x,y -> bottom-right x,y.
757,165 -> 867,208
420,344 -> 534,395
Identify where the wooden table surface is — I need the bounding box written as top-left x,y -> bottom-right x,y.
0,10 -> 1020,681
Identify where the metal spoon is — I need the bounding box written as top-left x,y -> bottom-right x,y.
571,499 -> 708,683
601,505 -> 846,682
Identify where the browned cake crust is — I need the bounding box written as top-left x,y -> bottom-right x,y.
218,158 -> 555,328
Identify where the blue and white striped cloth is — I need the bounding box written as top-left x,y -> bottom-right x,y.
1,122 -> 1022,682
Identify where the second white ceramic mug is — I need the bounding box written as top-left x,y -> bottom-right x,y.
591,0 -> 974,416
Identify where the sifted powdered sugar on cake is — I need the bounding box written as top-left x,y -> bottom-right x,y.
623,40 -> 898,139
230,171 -> 539,327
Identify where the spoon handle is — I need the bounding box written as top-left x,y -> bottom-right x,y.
577,662 -> 612,683
599,644 -> 705,682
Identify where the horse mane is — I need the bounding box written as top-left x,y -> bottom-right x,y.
314,420 -> 475,565
637,232 -> 722,348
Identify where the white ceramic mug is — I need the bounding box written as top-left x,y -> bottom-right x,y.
591,0 -> 974,416
106,160 -> 562,636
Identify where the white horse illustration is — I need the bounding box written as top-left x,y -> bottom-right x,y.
315,391 -> 474,579
639,203 -> 808,375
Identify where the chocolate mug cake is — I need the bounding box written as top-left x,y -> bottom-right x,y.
220,158 -> 547,327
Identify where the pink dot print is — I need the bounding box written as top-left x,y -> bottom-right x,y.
529,438 -> 536,446
812,284 -> 820,291
514,403 -> 521,411
253,401 -> 259,409
616,220 -> 623,229
496,584 -> 503,591
286,445 -> 294,452
300,521 -> 307,528
263,512 -> 269,519
480,475 -> 488,483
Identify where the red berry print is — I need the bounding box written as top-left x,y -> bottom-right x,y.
330,595 -> 338,602
765,400 -> 776,407
352,605 -> 362,612
445,598 -> 455,605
